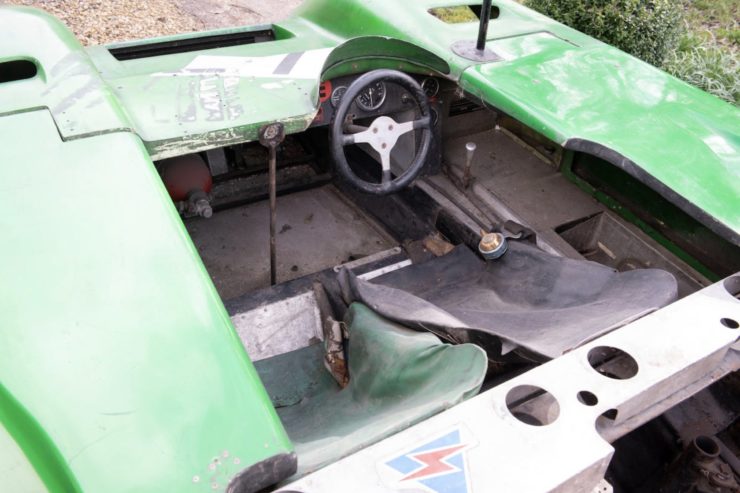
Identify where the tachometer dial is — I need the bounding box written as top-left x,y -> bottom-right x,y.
421,78 -> 440,98
356,81 -> 387,111
330,86 -> 348,108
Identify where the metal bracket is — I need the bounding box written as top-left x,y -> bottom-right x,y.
451,40 -> 502,62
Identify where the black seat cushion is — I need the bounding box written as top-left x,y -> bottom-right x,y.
340,242 -> 678,361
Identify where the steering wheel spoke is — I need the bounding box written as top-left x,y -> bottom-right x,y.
380,149 -> 392,171
397,115 -> 431,136
346,124 -> 369,134
380,146 -> 393,184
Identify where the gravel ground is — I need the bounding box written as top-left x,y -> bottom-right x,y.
0,0 -> 302,45
180,0 -> 303,31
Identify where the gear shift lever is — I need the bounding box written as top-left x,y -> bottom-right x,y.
462,141 -> 477,188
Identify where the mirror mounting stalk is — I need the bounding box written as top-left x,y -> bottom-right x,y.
476,0 -> 492,52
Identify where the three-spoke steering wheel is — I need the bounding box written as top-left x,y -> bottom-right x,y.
330,69 -> 433,195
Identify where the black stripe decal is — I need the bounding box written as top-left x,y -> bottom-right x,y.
273,52 -> 304,75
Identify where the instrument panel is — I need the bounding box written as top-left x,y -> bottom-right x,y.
312,73 -> 443,128
330,81 -> 388,111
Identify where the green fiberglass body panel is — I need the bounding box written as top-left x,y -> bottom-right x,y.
87,32 -> 449,160
88,31 -> 336,160
461,44 -> 740,243
0,9 -> 294,488
0,109 -> 293,492
0,7 -> 132,136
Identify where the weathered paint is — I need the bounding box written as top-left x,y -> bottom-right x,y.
0,7 -> 133,137
0,109 -> 293,491
87,35 -> 449,160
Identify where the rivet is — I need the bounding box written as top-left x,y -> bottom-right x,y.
192,476 -> 200,483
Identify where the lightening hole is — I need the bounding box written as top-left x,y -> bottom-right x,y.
723,276 -> 740,301
505,385 -> 560,426
577,391 -> 599,406
587,346 -> 638,380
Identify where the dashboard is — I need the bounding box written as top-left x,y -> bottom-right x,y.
311,74 -> 443,128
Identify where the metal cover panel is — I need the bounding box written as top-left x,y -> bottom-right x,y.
231,290 -> 323,361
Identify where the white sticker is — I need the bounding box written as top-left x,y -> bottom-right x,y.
377,424 -> 478,493
152,48 -> 333,80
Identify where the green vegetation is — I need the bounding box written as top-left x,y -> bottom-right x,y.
429,6 -> 479,23
524,0 -> 739,104
686,0 -> 739,50
667,0 -> 739,104
664,44 -> 739,105
524,0 -> 683,66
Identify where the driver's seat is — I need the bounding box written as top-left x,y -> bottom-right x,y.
254,303 -> 487,482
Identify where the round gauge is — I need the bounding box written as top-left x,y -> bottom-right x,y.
356,81 -> 387,111
422,78 -> 440,98
330,86 -> 348,108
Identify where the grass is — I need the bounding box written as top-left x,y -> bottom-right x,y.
686,0 -> 739,51
664,41 -> 740,105
664,0 -> 740,104
429,6 -> 478,23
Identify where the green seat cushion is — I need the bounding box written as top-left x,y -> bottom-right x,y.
255,302 -> 488,479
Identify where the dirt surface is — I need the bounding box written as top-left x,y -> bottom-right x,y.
180,0 -> 303,30
0,0 -> 303,45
